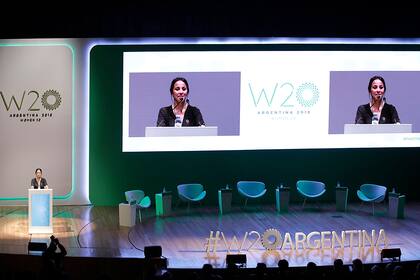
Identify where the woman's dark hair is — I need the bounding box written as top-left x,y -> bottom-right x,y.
368,75 -> 386,93
169,77 -> 189,94
35,168 -> 42,174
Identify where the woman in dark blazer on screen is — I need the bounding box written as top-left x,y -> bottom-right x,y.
157,77 -> 205,127
355,75 -> 400,124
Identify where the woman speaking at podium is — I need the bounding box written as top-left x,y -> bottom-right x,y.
355,75 -> 400,124
31,168 -> 49,189
156,77 -> 205,127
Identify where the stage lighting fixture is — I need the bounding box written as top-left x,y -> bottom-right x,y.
226,254 -> 247,268
144,245 -> 168,269
380,248 -> 401,262
144,245 -> 162,258
27,242 -> 47,254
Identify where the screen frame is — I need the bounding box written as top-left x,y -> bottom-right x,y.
122,42 -> 420,152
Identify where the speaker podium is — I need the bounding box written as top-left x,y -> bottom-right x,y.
344,124 -> 412,134
145,126 -> 218,137
28,188 -> 53,234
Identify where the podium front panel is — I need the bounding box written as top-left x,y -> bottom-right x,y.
145,126 -> 218,137
344,124 -> 412,134
28,189 -> 53,234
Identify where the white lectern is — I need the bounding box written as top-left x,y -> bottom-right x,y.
145,126 -> 218,137
344,124 -> 412,134
28,189 -> 53,234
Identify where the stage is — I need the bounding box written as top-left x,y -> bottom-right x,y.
0,202 -> 419,269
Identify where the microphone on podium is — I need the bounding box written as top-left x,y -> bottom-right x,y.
175,116 -> 182,127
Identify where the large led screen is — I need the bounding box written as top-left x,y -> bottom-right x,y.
123,44 -> 420,152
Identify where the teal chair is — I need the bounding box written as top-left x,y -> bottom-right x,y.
177,184 -> 206,209
357,184 -> 387,215
237,181 -> 267,207
296,180 -> 326,209
125,190 -> 151,222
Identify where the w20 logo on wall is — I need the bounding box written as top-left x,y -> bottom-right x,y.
248,82 -> 320,108
0,89 -> 62,112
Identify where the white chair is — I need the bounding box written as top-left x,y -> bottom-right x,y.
125,190 -> 151,222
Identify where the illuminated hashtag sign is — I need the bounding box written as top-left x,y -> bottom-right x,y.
205,228 -> 388,253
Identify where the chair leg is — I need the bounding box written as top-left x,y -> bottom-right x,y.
302,198 -> 307,209
244,198 -> 248,208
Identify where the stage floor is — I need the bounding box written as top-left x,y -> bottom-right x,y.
0,202 -> 419,268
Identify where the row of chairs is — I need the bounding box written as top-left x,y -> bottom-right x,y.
296,181 -> 387,214
124,181 -> 388,221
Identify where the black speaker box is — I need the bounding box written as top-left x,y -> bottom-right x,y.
226,254 -> 247,266
144,245 -> 162,258
381,248 -> 401,261
28,242 -> 48,252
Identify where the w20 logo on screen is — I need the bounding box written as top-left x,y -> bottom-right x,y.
248,82 -> 320,108
0,89 -> 62,112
